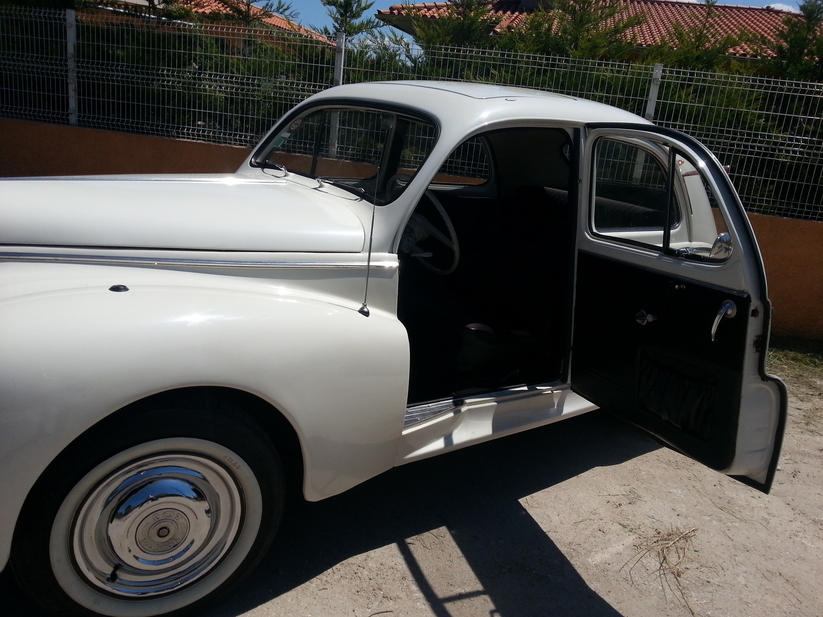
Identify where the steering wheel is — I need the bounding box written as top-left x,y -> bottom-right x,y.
400,190 -> 460,275
383,173 -> 412,203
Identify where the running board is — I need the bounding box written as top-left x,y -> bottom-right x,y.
398,385 -> 598,465
404,398 -> 465,427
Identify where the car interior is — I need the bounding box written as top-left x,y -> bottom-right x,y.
398,127 -> 576,404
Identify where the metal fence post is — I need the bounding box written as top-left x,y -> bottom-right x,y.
644,63 -> 663,122
333,32 -> 346,86
66,8 -> 78,126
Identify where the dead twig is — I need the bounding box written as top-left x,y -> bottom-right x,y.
622,526 -> 698,616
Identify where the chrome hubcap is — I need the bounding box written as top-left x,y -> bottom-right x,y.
71,454 -> 243,597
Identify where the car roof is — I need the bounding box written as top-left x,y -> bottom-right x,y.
307,80 -> 649,129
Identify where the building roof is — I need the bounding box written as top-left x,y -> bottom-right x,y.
181,0 -> 332,43
376,0 -> 794,57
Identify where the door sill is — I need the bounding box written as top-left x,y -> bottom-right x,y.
397,383 -> 597,465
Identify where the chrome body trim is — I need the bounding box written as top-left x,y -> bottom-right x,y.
0,250 -> 398,270
404,398 -> 464,427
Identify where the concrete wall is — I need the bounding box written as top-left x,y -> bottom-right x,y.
1,119 -> 820,339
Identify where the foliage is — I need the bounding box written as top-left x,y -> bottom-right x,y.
411,0 -> 497,50
761,0 -> 823,82
346,30 -> 423,82
2,3 -> 821,221
258,1 -> 299,21
318,0 -> 383,39
409,0 -> 644,60
644,0 -> 742,71
0,0 -> 75,6
498,0 -> 645,60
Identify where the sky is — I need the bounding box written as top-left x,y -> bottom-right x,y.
263,0 -> 802,34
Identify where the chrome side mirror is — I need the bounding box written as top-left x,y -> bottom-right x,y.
709,232 -> 733,260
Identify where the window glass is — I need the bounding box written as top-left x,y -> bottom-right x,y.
432,136 -> 491,186
593,139 -> 672,248
592,137 -> 732,261
671,156 -> 732,260
257,107 -> 437,204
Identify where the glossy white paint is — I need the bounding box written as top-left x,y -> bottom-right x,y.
0,261 -> 409,570
242,82 -> 648,256
0,174 -> 366,253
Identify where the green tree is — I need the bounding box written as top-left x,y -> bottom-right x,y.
0,0 -> 74,7
318,0 -> 383,39
411,0 -> 496,50
404,0 -> 643,58
644,1 -> 741,71
763,0 -> 823,81
257,1 -> 299,21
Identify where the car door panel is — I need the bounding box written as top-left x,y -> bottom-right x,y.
574,251 -> 747,471
573,124 -> 786,492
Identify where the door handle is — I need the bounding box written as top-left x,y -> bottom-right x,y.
711,300 -> 737,342
635,310 -> 657,325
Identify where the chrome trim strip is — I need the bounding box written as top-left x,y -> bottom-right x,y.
404,399 -> 464,427
403,382 -> 570,428
0,251 -> 398,269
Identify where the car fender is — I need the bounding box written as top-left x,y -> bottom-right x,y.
0,262 -> 409,569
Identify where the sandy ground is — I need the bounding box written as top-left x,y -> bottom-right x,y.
3,360 -> 821,617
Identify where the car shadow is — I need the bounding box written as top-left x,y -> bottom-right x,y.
1,411 -> 659,617
208,411 -> 659,617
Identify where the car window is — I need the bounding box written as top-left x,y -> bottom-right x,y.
431,136 -> 491,186
592,138 -> 674,249
592,137 -> 732,261
256,106 -> 437,204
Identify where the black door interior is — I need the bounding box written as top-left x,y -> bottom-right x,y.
572,251 -> 751,470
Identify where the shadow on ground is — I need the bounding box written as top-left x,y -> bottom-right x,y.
1,411 -> 659,617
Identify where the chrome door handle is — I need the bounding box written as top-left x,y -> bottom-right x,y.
711,300 -> 737,342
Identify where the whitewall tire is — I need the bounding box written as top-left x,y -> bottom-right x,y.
12,406 -> 284,617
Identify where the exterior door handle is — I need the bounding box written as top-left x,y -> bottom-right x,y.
711,300 -> 737,342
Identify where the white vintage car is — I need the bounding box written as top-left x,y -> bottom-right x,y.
0,81 -> 786,616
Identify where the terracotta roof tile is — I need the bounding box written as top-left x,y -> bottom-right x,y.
181,0 -> 332,43
377,0 -> 793,57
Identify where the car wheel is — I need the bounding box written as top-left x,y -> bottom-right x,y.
12,406 -> 284,617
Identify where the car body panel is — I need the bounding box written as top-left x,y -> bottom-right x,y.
0,174 -> 366,253
573,125 -> 786,491
0,81 -> 786,575
0,260 -> 409,569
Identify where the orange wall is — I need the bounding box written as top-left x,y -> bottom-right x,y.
0,119 -> 251,176
1,119 -> 820,339
748,213 -> 823,340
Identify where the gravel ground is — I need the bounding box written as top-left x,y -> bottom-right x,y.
3,340 -> 821,617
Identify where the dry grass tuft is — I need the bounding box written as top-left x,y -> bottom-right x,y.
622,526 -> 698,615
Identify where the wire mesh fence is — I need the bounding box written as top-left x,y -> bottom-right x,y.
1,5 -> 821,221
653,68 -> 823,220
0,6 -> 336,146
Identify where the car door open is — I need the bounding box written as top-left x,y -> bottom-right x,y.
572,124 -> 787,493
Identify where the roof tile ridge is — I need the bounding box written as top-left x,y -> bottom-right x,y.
627,0 -> 793,11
